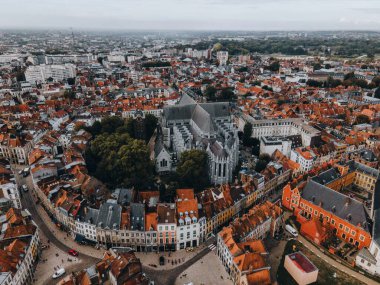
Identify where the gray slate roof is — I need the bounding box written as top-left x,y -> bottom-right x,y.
302,180 -> 370,232
130,203 -> 145,231
97,200 -> 122,230
116,188 -> 134,206
84,208 -> 99,225
178,93 -> 196,105
311,168 -> 341,185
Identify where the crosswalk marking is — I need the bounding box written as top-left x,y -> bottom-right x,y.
208,244 -> 216,251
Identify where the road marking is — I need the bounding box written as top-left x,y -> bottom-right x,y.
208,244 -> 216,251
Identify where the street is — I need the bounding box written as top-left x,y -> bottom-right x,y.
15,169 -> 100,285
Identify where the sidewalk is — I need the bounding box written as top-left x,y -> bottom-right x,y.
136,242 -> 210,270
33,197 -> 103,259
299,236 -> 378,285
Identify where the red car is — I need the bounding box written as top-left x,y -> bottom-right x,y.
68,249 -> 79,256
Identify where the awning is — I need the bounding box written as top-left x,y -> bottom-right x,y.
75,234 -> 85,243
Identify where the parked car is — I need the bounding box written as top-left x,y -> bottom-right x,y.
52,268 -> 65,279
68,249 -> 79,256
285,224 -> 298,237
23,167 -> 30,177
22,185 -> 28,192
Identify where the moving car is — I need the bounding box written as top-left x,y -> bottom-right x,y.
285,224 -> 298,237
52,268 -> 65,279
68,249 -> 79,256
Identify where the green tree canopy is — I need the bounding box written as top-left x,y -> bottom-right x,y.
255,153 -> 271,172
144,114 -> 158,141
220,87 -> 236,101
85,132 -> 154,189
268,61 -> 280,72
176,150 -> 209,191
243,122 -> 253,146
375,87 -> 380,99
355,114 -> 370,125
204,85 -> 217,101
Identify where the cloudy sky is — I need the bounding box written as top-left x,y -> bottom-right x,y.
1,0 -> 380,31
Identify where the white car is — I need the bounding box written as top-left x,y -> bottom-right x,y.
52,268 -> 65,279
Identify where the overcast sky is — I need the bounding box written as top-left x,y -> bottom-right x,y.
1,0 -> 380,31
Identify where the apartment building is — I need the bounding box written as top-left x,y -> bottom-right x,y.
0,208 -> 40,285
244,118 -> 320,148
157,203 -> 176,251
0,160 -> 21,209
25,64 -> 76,84
290,147 -> 316,173
175,189 -> 200,250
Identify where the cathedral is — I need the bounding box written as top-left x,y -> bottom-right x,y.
153,94 -> 239,185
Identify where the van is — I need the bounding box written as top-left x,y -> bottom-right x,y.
23,167 -> 30,177
285,224 -> 298,237
52,268 -> 65,279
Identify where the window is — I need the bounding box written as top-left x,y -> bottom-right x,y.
345,227 -> 350,233
331,219 -> 335,225
359,235 -> 365,242
351,230 -> 356,236
339,224 -> 343,229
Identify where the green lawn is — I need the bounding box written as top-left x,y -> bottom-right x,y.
276,240 -> 364,285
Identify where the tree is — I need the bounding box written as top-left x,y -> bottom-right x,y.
99,116 -> 125,134
86,132 -> 154,189
255,153 -> 271,172
306,79 -> 323,88
144,114 -> 158,142
220,87 -> 236,101
372,77 -> 380,87
375,88 -> 380,99
268,61 -> 280,72
67,77 -> 75,85
117,139 -> 154,187
176,150 -> 209,191
243,122 -> 253,146
251,138 -> 260,156
355,114 -> 370,125
204,85 -> 217,101
63,90 -> 76,101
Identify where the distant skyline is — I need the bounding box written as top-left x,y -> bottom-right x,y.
1,0 -> 380,31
